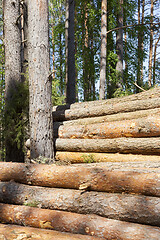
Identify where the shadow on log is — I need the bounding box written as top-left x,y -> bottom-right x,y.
0,182 -> 160,225
0,162 -> 159,196
0,203 -> 160,240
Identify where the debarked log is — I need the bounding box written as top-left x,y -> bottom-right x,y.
0,203 -> 160,240
52,97 -> 160,121
0,162 -> 160,196
0,182 -> 160,225
55,137 -> 160,154
54,108 -> 160,126
55,151 -> 160,163
53,87 -> 160,112
0,224 -> 103,240
54,116 -> 160,139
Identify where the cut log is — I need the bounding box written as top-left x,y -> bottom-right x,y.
55,151 -> 160,163
0,182 -> 160,225
0,224 -> 102,240
0,203 -> 160,240
54,108 -> 160,126
55,137 -> 160,154
53,87 -> 160,112
54,116 -> 160,139
52,97 -> 160,121
0,162 -> 159,196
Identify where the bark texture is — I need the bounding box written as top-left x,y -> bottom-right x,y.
0,182 -> 159,225
0,224 -> 102,240
55,151 -> 160,163
53,86 -> 160,112
28,0 -> 54,159
65,0 -> 76,104
0,162 -> 159,196
55,137 -> 160,154
3,0 -> 24,162
99,0 -> 107,100
54,108 -> 160,126
54,116 -> 160,139
0,204 -> 160,239
53,97 -> 160,121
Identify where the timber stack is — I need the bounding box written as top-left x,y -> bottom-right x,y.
0,87 -> 160,239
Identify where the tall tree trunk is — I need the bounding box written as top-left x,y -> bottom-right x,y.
83,5 -> 89,101
136,0 -> 145,93
148,0 -> 154,87
116,0 -> 123,88
65,0 -> 76,104
99,0 -> 107,100
140,0 -> 145,86
28,0 -> 54,160
136,0 -> 141,93
59,32 -> 63,95
3,0 -> 24,162
152,35 -> 160,85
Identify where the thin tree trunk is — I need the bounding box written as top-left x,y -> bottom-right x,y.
3,0 -> 24,162
28,0 -> 54,159
65,0 -> 76,104
99,0 -> 107,100
140,0 -> 145,85
136,0 -> 141,93
148,0 -> 154,87
116,0 -> 123,88
153,35 -> 160,85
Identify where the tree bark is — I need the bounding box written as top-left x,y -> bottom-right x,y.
0,182 -> 160,225
55,137 -> 160,155
153,35 -> 160,85
99,0 -> 107,100
3,0 -> 24,162
28,0 -> 54,159
52,97 -> 160,121
65,0 -> 76,104
0,204 -> 159,239
148,0 -> 154,87
0,224 -> 102,240
54,115 -> 160,139
53,108 -> 160,126
116,0 -> 123,87
53,86 -> 160,111
0,162 -> 159,196
55,151 -> 160,163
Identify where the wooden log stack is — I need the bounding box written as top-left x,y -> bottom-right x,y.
53,87 -> 160,161
1,87 -> 160,239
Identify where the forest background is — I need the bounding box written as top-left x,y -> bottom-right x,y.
0,0 -> 160,160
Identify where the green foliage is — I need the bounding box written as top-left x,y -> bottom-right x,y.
81,154 -> 96,163
4,81 -> 29,153
52,78 -> 65,106
24,200 -> 40,208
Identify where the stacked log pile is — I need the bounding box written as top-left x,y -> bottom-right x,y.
0,162 -> 160,239
53,87 -> 160,161
0,87 -> 160,239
